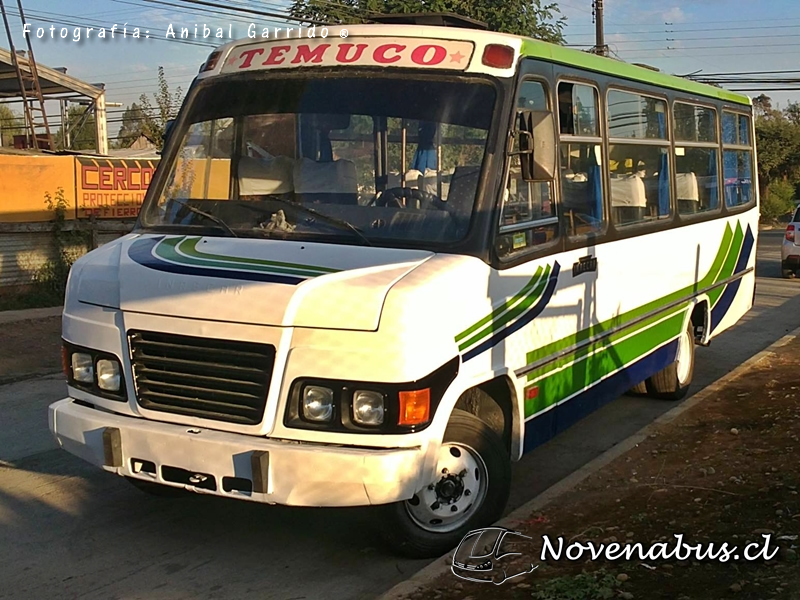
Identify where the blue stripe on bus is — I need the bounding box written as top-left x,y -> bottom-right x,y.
463,263 -> 561,363
128,236 -> 306,285
711,224 -> 755,330
522,339 -> 679,453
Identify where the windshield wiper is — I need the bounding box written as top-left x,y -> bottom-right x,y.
255,196 -> 372,247
171,199 -> 238,237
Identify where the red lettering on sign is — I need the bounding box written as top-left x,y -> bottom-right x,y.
82,165 -> 98,190
263,45 -> 291,66
336,43 -> 368,63
127,169 -> 140,190
291,44 -> 330,64
373,43 -> 405,64
113,167 -> 127,190
238,48 -> 264,69
99,166 -> 113,190
141,167 -> 153,187
411,44 -> 447,66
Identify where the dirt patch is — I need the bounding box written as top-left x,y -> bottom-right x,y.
0,316 -> 62,383
411,339 -> 800,600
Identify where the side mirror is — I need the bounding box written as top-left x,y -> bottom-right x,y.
510,110 -> 555,182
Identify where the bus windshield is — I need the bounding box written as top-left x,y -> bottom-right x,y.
139,75 -> 497,246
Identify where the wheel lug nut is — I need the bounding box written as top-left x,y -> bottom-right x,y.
464,489 -> 471,496
459,469 -> 467,478
451,505 -> 458,512
442,468 -> 448,474
427,484 -> 434,491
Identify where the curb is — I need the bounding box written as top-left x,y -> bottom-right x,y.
377,325 -> 800,600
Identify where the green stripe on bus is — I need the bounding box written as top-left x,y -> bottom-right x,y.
156,237 -> 338,278
454,266 -> 545,344
524,222 -> 741,373
457,265 -> 551,352
524,302 -> 690,384
155,238 -> 331,278
708,224 -> 744,307
519,40 -> 751,106
524,309 -> 686,418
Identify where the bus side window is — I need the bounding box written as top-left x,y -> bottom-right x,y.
497,80 -> 558,259
558,82 -> 605,238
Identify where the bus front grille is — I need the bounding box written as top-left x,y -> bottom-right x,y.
129,330 -> 275,425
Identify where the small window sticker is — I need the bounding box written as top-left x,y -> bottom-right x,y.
512,232 -> 527,249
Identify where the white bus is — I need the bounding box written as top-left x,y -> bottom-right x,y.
49,15 -> 758,558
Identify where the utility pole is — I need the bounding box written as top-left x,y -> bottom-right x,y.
592,0 -> 608,57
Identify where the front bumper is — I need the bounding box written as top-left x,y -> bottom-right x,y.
49,398 -> 426,507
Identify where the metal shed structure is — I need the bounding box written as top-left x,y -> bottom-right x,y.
0,46 -> 109,154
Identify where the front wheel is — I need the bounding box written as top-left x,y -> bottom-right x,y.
645,322 -> 695,400
375,409 -> 511,558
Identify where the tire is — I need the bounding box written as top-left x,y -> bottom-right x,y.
125,476 -> 191,498
645,322 -> 695,401
627,381 -> 648,395
375,409 -> 511,559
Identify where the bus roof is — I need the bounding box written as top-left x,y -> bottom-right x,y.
206,24 -> 751,106
518,38 -> 751,106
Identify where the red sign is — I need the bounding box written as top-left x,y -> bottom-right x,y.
221,37 -> 475,73
77,157 -> 158,219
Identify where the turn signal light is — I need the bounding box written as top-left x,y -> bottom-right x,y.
786,224 -> 795,242
482,44 -> 515,69
398,388 -> 431,426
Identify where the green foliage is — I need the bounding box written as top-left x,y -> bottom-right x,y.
139,66 -> 183,150
531,569 -> 622,600
114,102 -> 149,149
761,180 -> 797,221
32,188 -> 91,304
289,0 -> 566,42
0,105 -> 24,146
755,97 -> 800,221
54,105 -> 98,151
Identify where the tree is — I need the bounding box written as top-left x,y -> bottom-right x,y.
289,0 -> 566,43
54,105 -> 98,151
754,95 -> 800,219
752,94 -> 772,117
0,105 -> 25,147
138,66 -> 183,150
114,102 -> 149,149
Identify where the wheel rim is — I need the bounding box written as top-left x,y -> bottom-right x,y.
404,442 -> 489,534
676,328 -> 693,385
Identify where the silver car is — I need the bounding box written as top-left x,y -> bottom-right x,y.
782,205 -> 800,278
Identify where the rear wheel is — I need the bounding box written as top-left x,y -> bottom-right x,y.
645,323 -> 695,400
627,381 -> 648,395
376,409 -> 511,558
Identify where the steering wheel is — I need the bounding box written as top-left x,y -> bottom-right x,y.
371,187 -> 449,212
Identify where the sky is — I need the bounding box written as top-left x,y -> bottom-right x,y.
2,0 -> 800,141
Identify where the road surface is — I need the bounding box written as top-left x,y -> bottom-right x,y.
0,230 -> 797,600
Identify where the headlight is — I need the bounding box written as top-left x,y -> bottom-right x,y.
352,390 -> 384,426
302,385 -> 334,422
63,341 -> 126,402
71,353 -> 94,383
96,359 -> 121,392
